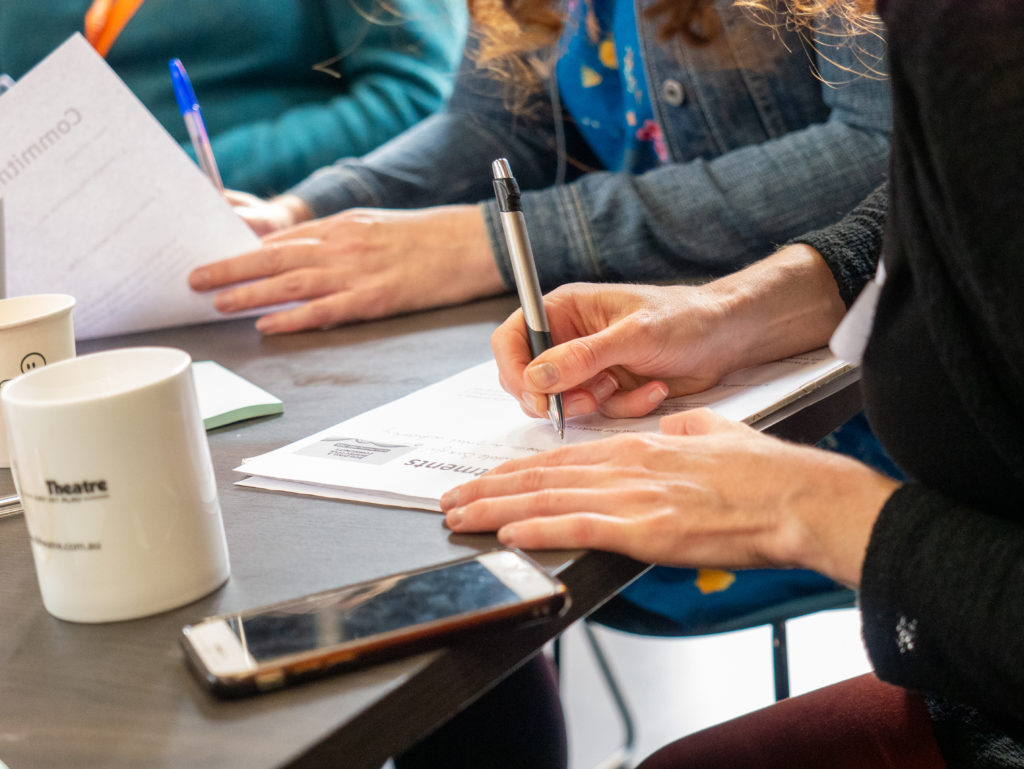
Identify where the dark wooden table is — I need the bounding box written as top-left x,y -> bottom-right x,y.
0,296 -> 861,769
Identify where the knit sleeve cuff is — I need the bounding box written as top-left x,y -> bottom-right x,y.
789,183 -> 888,307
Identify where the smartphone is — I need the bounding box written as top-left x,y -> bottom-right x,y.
181,548 -> 570,697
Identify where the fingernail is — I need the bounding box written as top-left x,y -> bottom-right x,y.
446,507 -> 465,529
190,267 -> 210,290
593,373 -> 618,402
527,362 -> 558,389
498,524 -> 518,547
440,488 -> 459,510
255,316 -> 276,334
214,293 -> 235,312
650,383 -> 669,403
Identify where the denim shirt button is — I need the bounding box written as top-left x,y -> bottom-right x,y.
661,79 -> 686,106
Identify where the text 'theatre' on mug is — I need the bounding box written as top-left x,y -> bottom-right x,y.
1,346 -> 230,623
0,293 -> 76,468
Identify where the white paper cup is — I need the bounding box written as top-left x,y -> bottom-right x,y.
2,347 -> 230,623
0,294 -> 76,467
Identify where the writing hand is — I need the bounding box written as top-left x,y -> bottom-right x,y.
492,244 -> 850,420
491,282 -> 735,420
188,205 -> 505,333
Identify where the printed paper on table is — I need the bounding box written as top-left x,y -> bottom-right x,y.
236,350 -> 852,512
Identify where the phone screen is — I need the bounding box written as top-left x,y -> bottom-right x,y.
182,549 -> 568,694
231,558 -> 523,663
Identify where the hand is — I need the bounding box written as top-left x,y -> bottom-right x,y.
223,190 -> 311,236
493,244 -> 848,420
492,282 -> 738,420
442,408 -> 899,587
188,205 -> 505,334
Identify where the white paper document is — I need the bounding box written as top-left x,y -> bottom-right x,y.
236,349 -> 851,511
0,35 -> 259,340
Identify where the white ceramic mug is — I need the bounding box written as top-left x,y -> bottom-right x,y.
0,294 -> 76,468
2,347 -> 230,623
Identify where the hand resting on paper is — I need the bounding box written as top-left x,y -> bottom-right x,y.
188,204 -> 505,334
492,244 -> 851,421
441,407 -> 899,588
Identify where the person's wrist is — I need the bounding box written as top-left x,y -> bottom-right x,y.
666,279 -> 755,383
783,452 -> 900,587
701,243 -> 846,370
444,205 -> 505,297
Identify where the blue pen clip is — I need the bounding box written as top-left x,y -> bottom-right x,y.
168,58 -> 223,190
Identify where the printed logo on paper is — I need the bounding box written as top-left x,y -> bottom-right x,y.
296,437 -> 415,466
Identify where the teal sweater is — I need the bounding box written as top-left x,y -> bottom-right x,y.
0,0 -> 466,196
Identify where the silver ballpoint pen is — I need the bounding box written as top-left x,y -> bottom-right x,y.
491,158 -> 565,439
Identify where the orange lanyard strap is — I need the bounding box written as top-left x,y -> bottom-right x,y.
84,0 -> 147,58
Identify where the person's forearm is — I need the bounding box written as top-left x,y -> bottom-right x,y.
285,44 -> 565,220
485,118 -> 889,291
697,243 -> 848,371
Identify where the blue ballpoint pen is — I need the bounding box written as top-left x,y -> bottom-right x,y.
492,158 -> 565,439
169,58 -> 223,190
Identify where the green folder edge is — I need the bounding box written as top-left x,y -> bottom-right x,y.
203,401 -> 284,431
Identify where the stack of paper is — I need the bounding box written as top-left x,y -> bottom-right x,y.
0,34 -> 260,340
235,350 -> 851,512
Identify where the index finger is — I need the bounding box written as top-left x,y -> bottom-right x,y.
188,238 -> 320,290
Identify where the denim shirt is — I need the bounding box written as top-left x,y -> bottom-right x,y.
290,0 -> 892,290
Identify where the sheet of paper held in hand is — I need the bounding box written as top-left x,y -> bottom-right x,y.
236,351 -> 852,511
0,34 -> 258,340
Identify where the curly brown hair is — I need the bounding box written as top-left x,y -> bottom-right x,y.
736,0 -> 875,20
467,0 -> 721,104
467,0 -> 878,107
734,0 -> 877,35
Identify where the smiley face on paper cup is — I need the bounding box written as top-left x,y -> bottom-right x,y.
20,351 -> 48,372
1,351 -> 50,385
0,294 -> 76,467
